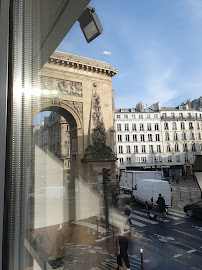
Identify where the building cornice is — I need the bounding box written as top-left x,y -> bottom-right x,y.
49,51 -> 118,77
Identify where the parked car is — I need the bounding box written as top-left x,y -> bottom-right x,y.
29,186 -> 67,200
183,201 -> 202,218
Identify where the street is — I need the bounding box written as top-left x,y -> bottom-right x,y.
28,178 -> 202,270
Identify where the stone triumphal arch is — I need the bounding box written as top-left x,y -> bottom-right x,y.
32,51 -> 118,189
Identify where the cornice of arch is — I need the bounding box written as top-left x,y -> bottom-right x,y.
49,51 -> 118,78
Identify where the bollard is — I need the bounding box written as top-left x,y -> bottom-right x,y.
140,249 -> 144,270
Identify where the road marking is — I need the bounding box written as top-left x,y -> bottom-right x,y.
168,209 -> 184,214
187,249 -> 196,253
168,210 -> 186,218
173,254 -> 182,258
112,212 -> 146,227
173,229 -> 202,241
131,213 -> 159,224
192,225 -> 202,232
144,259 -> 150,263
165,214 -> 180,220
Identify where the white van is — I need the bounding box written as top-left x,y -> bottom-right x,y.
29,186 -> 67,199
133,179 -> 172,209
120,170 -> 163,194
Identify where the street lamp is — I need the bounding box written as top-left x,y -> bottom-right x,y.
78,6 -> 103,43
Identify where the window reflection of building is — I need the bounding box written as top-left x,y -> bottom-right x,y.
33,112 -> 71,183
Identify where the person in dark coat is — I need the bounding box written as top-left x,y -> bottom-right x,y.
116,231 -> 130,270
156,194 -> 166,219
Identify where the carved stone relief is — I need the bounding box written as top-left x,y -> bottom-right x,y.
40,76 -> 82,97
84,89 -> 114,160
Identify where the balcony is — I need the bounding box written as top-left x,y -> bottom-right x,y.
161,116 -> 199,121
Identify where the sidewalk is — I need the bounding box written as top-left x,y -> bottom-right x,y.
170,177 -> 201,209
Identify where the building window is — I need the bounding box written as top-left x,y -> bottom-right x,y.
127,157 -> 131,164
125,123 -> 129,131
167,144 -> 171,152
175,143 -> 179,152
189,122 -> 194,129
125,134 -> 130,142
132,123 -> 136,131
118,145 -> 123,153
132,115 -> 136,119
197,122 -> 200,129
154,114 -> 158,119
149,145 -> 154,153
179,113 -> 183,119
200,143 -> 202,151
171,113 -> 175,119
117,124 -> 121,131
126,145 -> 131,153
190,132 -> 195,140
142,145 -> 146,153
147,123 -> 152,131
162,113 -> 167,119
165,132 -> 170,141
185,154 -> 189,162
164,122 -> 169,130
134,145 -> 138,153
192,143 -> 196,152
133,134 -> 137,142
168,155 -> 172,162
140,123 -> 144,131
157,145 -> 161,153
119,158 -> 124,165
199,133 -> 201,140
181,122 -> 185,129
172,122 -> 177,130
134,157 -> 140,163
174,132 -> 178,141
176,155 -> 180,162
116,115 -> 120,119
155,123 -> 159,130
183,143 -> 188,152
124,114 -> 128,119
188,112 -> 191,119
141,157 -> 147,162
140,134 -> 145,142
139,114 -> 143,119
147,114 -> 150,119
156,134 -> 160,141
148,134 -> 153,141
118,134 -> 122,142
182,132 -> 187,140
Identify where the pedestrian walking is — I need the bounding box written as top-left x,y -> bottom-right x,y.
116,230 -> 131,270
119,174 -> 121,184
156,194 -> 166,220
124,202 -> 132,228
111,187 -> 119,204
176,177 -> 179,185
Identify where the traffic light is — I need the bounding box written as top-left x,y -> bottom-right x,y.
103,168 -> 111,184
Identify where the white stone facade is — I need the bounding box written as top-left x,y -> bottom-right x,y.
115,103 -> 202,177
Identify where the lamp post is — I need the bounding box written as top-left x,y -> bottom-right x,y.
140,249 -> 144,270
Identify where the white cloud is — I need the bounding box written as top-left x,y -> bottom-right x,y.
103,51 -> 112,55
146,69 -> 177,105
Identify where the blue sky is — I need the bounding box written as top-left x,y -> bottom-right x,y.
57,0 -> 202,109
